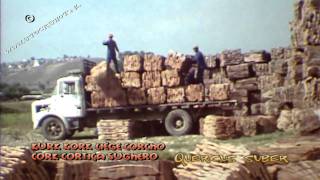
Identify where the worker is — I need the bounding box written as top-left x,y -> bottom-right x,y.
184,67 -> 197,85
103,33 -> 120,73
193,46 -> 206,83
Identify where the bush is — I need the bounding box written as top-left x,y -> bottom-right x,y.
0,83 -> 30,100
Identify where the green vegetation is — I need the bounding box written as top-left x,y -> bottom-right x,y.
0,100 -> 295,161
0,100 -> 33,129
0,83 -> 30,100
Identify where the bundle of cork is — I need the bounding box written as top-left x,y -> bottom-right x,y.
0,146 -> 50,180
173,139 -> 271,180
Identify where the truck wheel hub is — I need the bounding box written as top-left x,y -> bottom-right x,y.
175,119 -> 183,128
48,122 -> 61,135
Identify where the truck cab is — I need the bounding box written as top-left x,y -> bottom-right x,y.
31,74 -> 86,140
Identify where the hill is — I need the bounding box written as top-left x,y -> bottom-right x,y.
2,59 -> 103,91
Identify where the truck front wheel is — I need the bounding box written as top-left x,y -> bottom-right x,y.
66,130 -> 76,139
41,117 -> 66,140
165,109 -> 193,136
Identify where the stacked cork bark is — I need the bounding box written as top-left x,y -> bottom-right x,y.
85,52 -> 234,108
97,119 -> 143,140
90,161 -> 175,180
174,134 -> 320,180
86,61 -> 127,107
200,115 -> 277,140
291,0 -> 320,47
55,161 -> 92,180
254,137 -> 320,180
0,146 -> 50,180
199,0 -> 320,139
173,139 -> 271,180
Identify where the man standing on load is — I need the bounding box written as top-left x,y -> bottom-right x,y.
193,46 -> 207,83
103,33 -> 120,73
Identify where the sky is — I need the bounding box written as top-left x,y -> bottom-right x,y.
1,0 -> 295,63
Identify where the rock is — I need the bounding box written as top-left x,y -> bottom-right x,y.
255,115 -> 277,133
147,87 -> 166,104
161,70 -> 181,87
142,71 -> 162,88
185,84 -> 204,102
295,108 -> 320,135
143,54 -> 165,71
167,87 -> 185,103
226,63 -> 251,80
208,83 -> 230,101
276,108 -> 316,132
123,54 -> 143,72
121,72 -> 141,88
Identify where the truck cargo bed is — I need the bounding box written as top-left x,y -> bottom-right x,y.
86,100 -> 238,114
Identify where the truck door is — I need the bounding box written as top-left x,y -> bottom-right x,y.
56,80 -> 85,117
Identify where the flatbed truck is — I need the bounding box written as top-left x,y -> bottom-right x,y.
31,60 -> 239,140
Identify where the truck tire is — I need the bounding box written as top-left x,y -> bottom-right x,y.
41,117 -> 66,140
66,130 -> 76,139
165,109 -> 193,136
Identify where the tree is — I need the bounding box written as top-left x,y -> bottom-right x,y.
38,82 -> 46,91
0,82 -> 30,100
